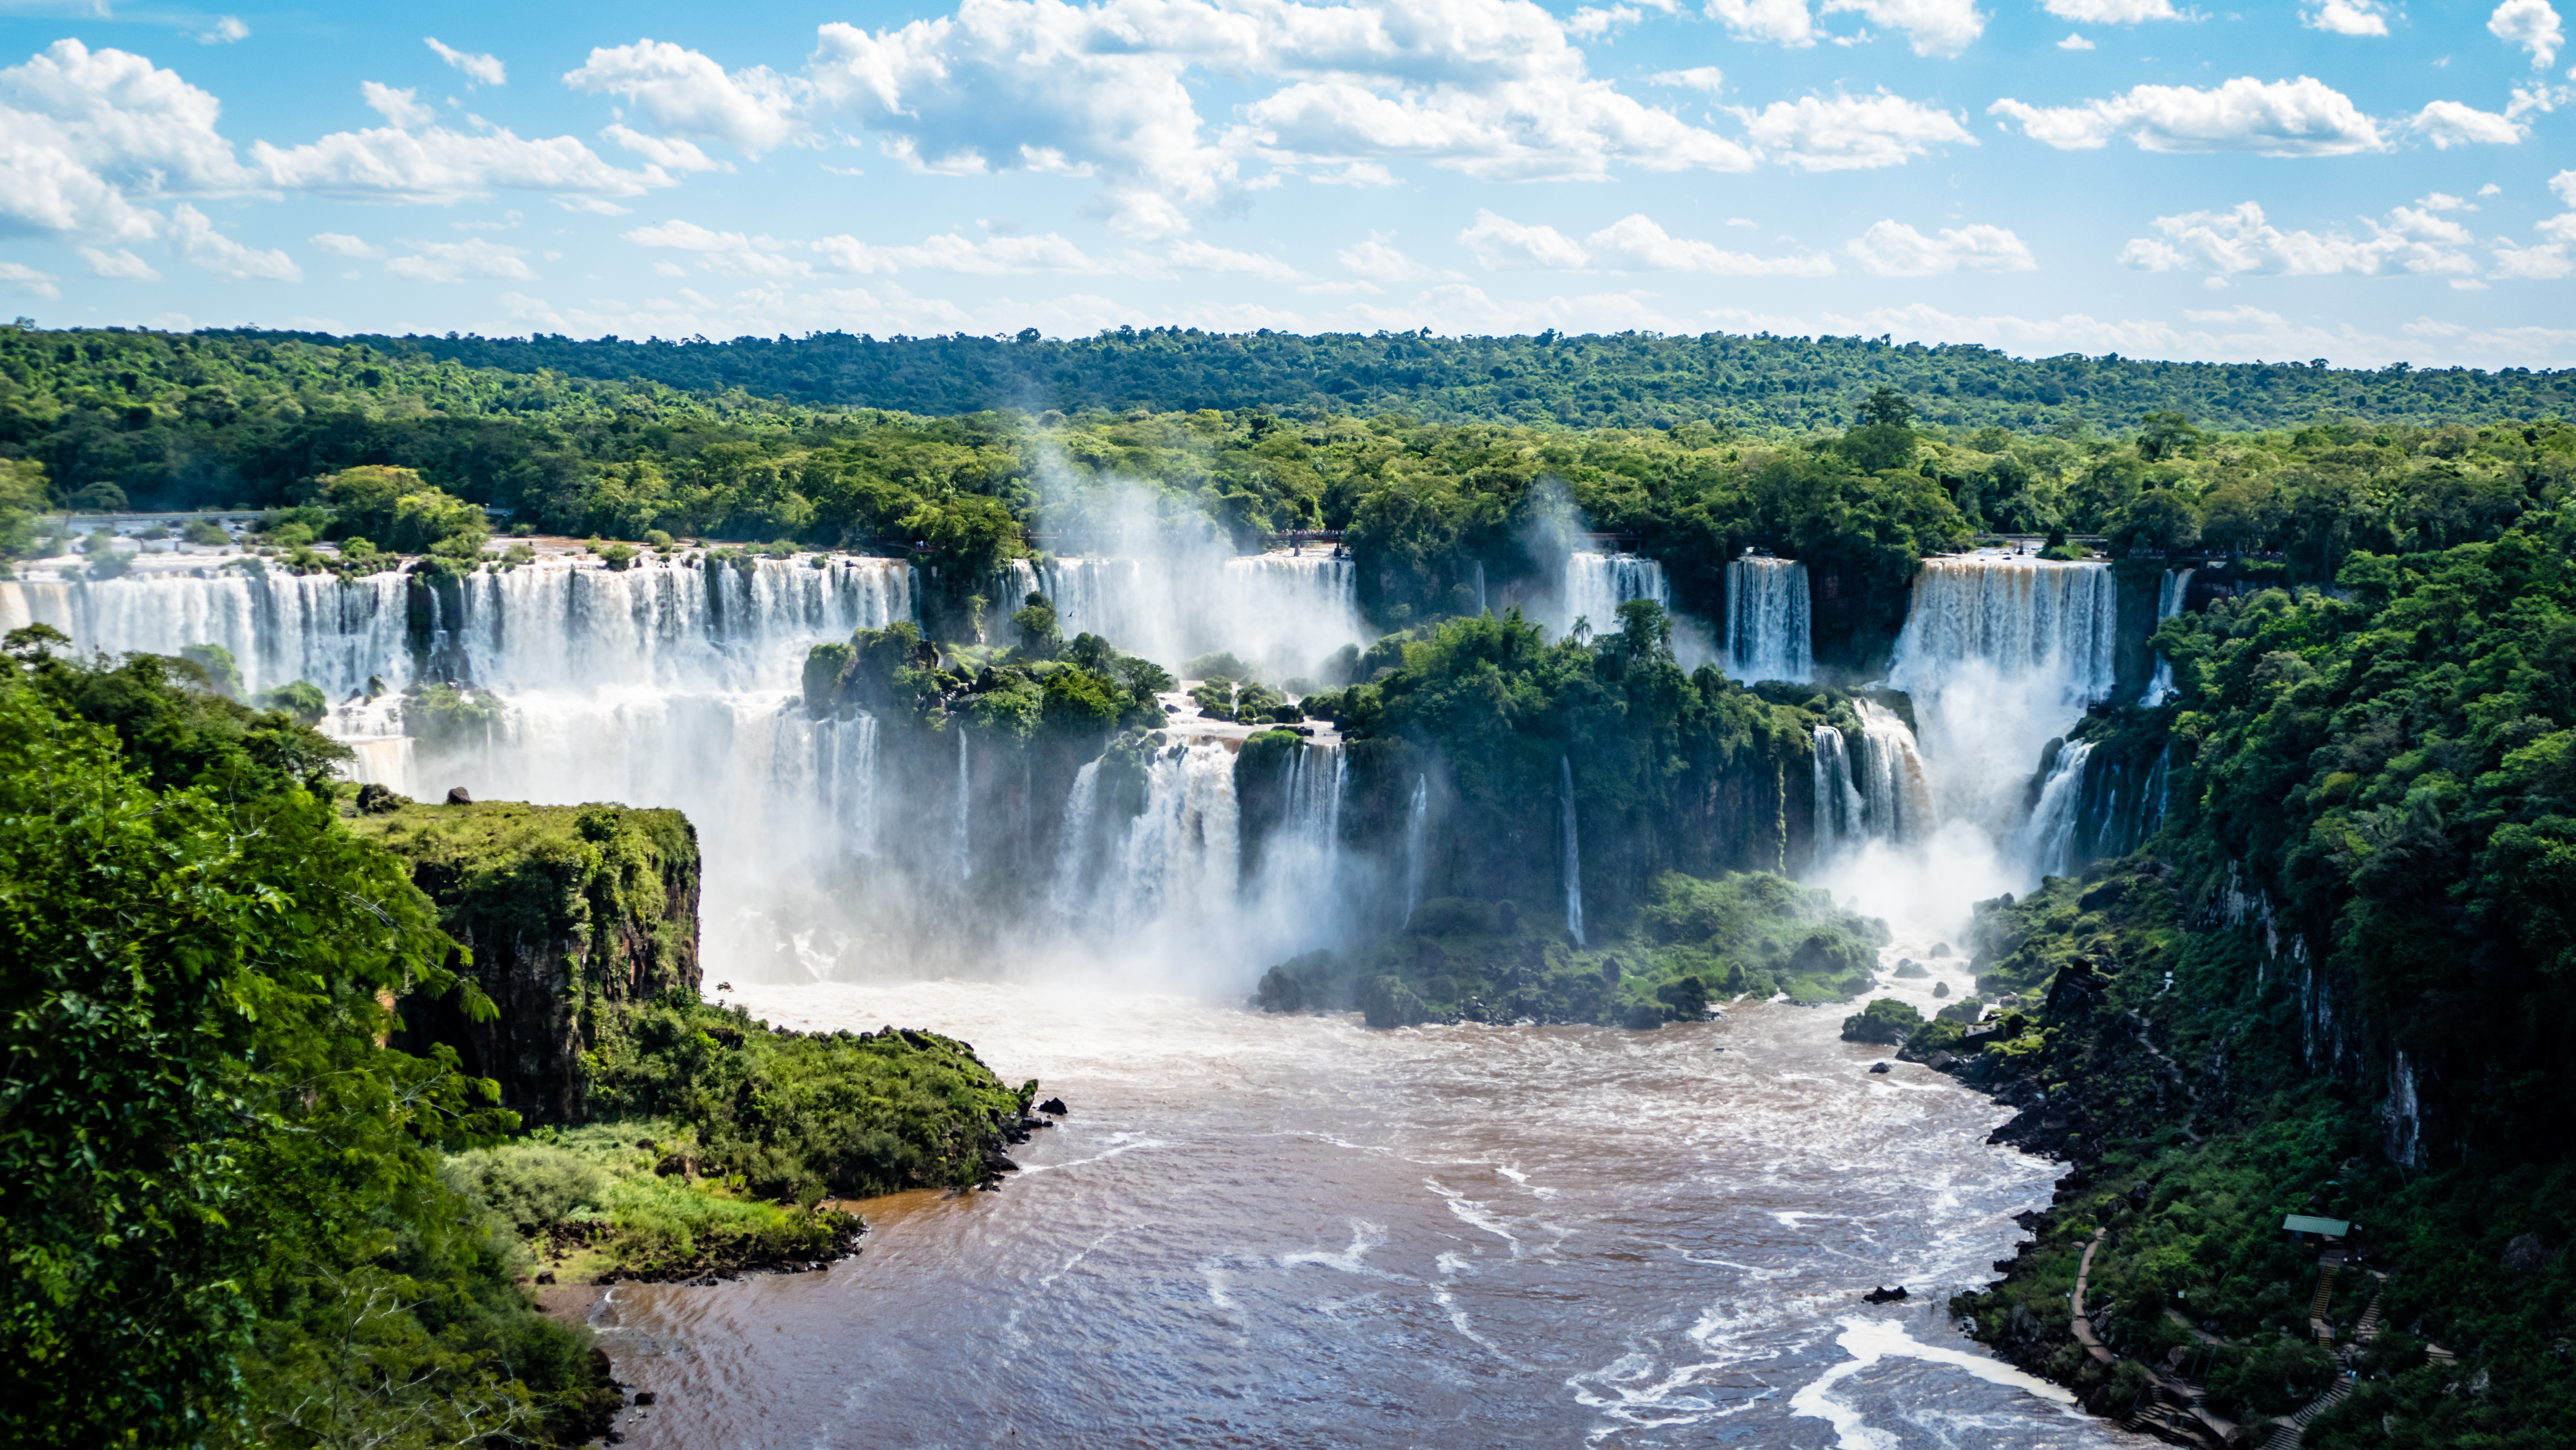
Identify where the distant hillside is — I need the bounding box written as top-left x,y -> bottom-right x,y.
217,326 -> 2575,434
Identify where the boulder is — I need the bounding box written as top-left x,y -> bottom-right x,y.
1869,1062 -> 1892,1074
1038,1096 -> 1070,1116
444,785 -> 473,805
1862,1285 -> 1909,1304
2502,1232 -> 2552,1281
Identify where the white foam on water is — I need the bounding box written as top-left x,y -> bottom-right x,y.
1790,1316 -> 2082,1450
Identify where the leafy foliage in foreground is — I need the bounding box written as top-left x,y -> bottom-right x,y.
0,630 -> 611,1448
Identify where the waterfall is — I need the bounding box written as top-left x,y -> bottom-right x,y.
1725,557 -> 1812,683
1557,552 -> 1668,642
1811,725 -> 1865,861
1048,759 -> 1102,918
2012,738 -> 2094,880
954,729 -> 973,883
1884,556 -> 2117,835
0,571 -> 412,698
1559,756 -> 1585,947
815,712 -> 881,859
1473,561 -> 1488,615
1402,773 -> 1429,925
1099,741 -> 1240,940
2141,567 -> 2195,705
1850,701 -> 1933,844
1008,551 -> 1367,680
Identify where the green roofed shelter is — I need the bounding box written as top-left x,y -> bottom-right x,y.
2283,1215 -> 2351,1238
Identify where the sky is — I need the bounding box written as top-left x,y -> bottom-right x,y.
0,0 -> 2571,368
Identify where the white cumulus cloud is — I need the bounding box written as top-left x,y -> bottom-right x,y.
1704,0 -> 1985,53
1339,235 -> 1427,280
252,125 -> 676,207
310,232 -> 381,258
0,38 -> 259,243
426,38 -> 505,88
197,17 -> 250,46
1737,91 -> 1974,169
0,261 -> 59,298
1703,0 -> 1818,46
2411,100 -> 2526,146
2041,0 -> 2179,24
2488,0 -> 2564,66
170,202 -> 299,281
361,82 -> 435,129
2058,32 -> 2097,48
1168,240 -> 1304,279
1586,213 -> 1836,274
1458,209 -> 1589,269
563,40 -> 805,156
1990,76 -> 2383,156
2117,199 -> 2477,277
386,237 -> 536,283
807,0 -> 1756,239
2304,0 -> 2391,35
77,245 -> 158,279
1649,66 -> 1727,91
1846,218 -> 2035,274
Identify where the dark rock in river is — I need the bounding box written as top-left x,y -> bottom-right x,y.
1870,1062 -> 1892,1074
1038,1096 -> 1069,1116
1862,1285 -> 1909,1304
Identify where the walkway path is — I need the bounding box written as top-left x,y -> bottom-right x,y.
2069,1226 -> 2116,1366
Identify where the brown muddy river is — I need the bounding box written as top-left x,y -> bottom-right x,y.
579,975 -> 2129,1449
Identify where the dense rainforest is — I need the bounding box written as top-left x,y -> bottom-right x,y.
205,325 -> 2576,435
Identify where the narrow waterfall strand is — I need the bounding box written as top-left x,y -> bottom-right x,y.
1726,558 -> 1813,683
1811,724 -> 1864,860
1049,759 -> 1103,918
954,729 -> 973,883
1402,773 -> 1429,925
2015,739 -> 2095,880
2140,567 -> 2195,705
1559,755 -> 1585,947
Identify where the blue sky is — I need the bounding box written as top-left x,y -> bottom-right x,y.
1,0 -> 2570,367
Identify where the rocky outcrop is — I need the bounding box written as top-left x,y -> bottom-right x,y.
354,800 -> 700,1124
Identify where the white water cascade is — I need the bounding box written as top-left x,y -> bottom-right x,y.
1402,773 -> 1429,925
953,729 -> 973,884
2012,739 -> 2095,881
1085,741 -> 1242,959
1559,756 -> 1585,947
1811,725 -> 1865,861
1884,557 -> 2117,836
1725,557 -> 1812,683
2140,567 -> 2195,705
1850,700 -> 1935,846
4,555 -> 920,982
1,570 -> 413,698
1006,553 -> 1367,680
1553,552 -> 1668,643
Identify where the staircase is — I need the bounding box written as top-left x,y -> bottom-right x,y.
2306,1254 -> 2342,1342
2353,1273 -> 2387,1345
2259,1371 -> 2356,1450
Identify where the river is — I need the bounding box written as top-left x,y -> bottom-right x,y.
576,965 -> 2128,1449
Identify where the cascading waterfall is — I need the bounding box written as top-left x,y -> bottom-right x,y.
6,554 -> 919,981
1811,725 -> 1865,862
2140,567 -> 2195,705
1556,552 -> 1668,642
1559,756 -> 1585,947
1725,557 -> 1812,683
954,729 -> 973,883
1096,741 -> 1241,944
1473,561 -> 1488,615
1884,556 -> 2117,836
1048,760 -> 1102,918
2012,738 -> 2095,880
1850,701 -> 1934,844
1402,773 -> 1429,925
1006,552 -> 1367,680
0,570 -> 412,698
